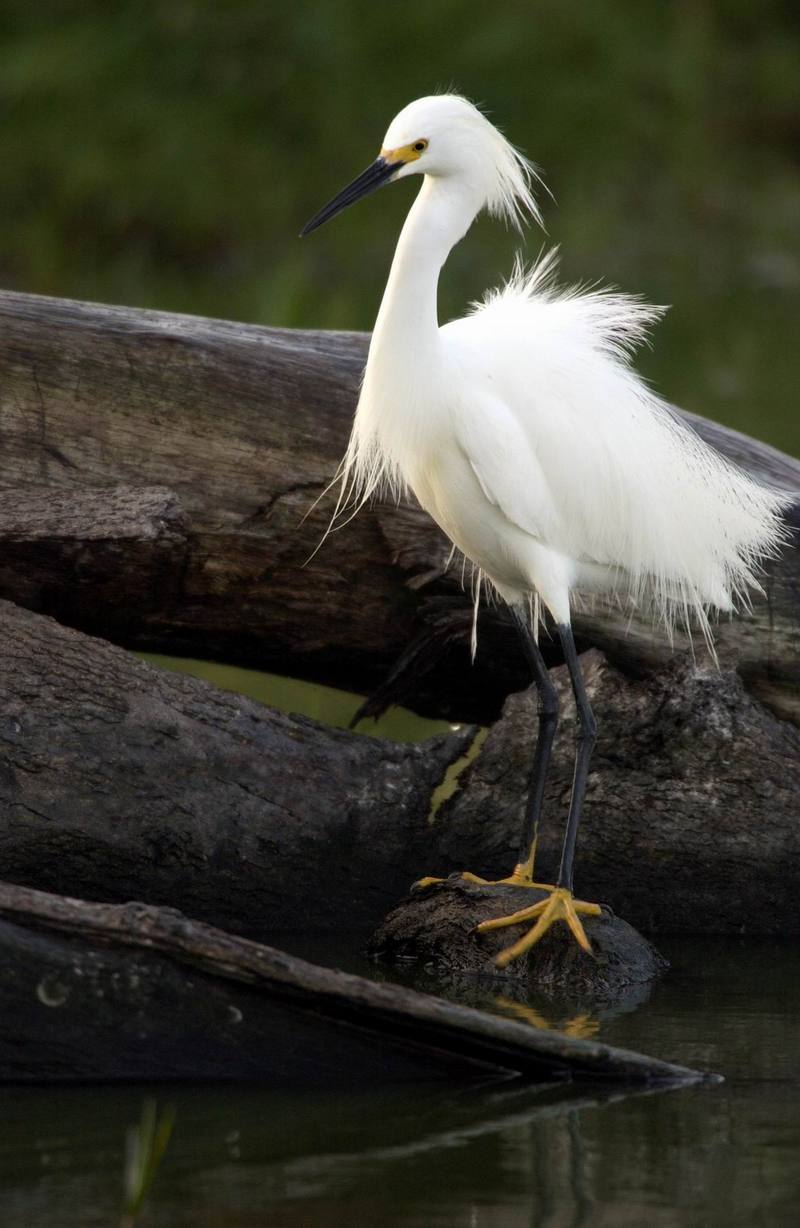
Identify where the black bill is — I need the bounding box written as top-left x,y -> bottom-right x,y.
299,156 -> 403,236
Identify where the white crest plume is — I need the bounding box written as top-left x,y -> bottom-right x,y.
461,98 -> 545,232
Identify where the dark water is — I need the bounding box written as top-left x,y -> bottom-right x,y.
2,937 -> 798,1228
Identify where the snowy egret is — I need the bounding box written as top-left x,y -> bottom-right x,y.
301,94 -> 787,966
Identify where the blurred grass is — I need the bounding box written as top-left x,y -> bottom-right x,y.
0,1 -> 797,453
120,1099 -> 175,1227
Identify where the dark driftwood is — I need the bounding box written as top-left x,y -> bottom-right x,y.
1,599 -> 797,937
0,291 -> 797,724
0,882 -> 707,1084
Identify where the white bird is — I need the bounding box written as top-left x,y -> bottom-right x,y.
301,94 -> 788,966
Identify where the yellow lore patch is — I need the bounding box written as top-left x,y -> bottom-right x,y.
380,140 -> 427,164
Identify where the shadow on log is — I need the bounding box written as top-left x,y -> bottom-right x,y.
0,881 -> 710,1085
0,292 -> 797,724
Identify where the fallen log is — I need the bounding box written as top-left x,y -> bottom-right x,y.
0,291 -> 797,724
1,599 -> 797,937
0,598 -> 469,937
0,881 -> 710,1084
0,485 -> 188,633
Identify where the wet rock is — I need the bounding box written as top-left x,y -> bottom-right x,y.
369,876 -> 668,1007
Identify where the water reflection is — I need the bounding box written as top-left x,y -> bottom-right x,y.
0,1080 -> 676,1228
2,939 -> 798,1227
493,998 -> 601,1041
362,939 -> 660,1029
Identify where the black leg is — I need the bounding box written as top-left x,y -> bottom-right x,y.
509,606 -> 559,874
555,623 -> 597,892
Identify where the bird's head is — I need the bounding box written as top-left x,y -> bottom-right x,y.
300,94 -> 543,237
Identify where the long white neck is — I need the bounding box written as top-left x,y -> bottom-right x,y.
369,175 -> 481,372
344,175 -> 481,504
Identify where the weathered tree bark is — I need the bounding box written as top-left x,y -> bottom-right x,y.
0,485 -> 188,629
1,599 -> 797,938
0,291 -> 797,724
0,598 -> 472,937
0,881 -> 708,1084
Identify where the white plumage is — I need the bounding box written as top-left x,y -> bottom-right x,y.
328,94 -> 786,648
301,93 -> 789,964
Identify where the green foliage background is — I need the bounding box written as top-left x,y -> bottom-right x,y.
1,1 -> 798,452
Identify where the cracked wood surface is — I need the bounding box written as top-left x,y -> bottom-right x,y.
0,291 -> 797,724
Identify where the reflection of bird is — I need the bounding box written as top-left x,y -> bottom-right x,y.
493,997 -> 600,1040
301,95 -> 787,964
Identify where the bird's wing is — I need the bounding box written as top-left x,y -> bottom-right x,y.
453,394 -> 558,544
444,267 -> 787,627
443,284 -> 678,572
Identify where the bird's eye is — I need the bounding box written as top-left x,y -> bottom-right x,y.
413,140 -> 428,152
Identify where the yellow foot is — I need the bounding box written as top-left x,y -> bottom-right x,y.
477,887 -> 602,969
412,862 -> 555,894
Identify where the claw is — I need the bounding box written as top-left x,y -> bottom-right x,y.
412,866 -> 554,893
477,887 -> 602,968
411,872 -> 492,892
412,875 -> 447,891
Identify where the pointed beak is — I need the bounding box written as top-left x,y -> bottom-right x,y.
299,156 -> 403,237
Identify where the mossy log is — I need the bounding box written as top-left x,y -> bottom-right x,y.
0,294 -> 793,1082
